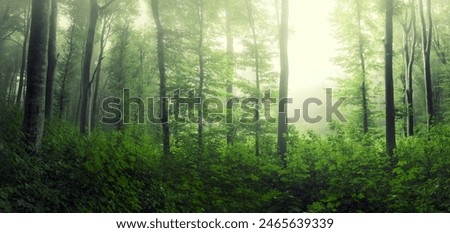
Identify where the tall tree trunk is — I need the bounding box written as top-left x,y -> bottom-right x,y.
418,0 -> 434,130
196,0 -> 205,154
225,0 -> 234,145
22,0 -> 51,152
78,0 -> 115,133
45,0 -> 57,119
91,16 -> 110,130
356,0 -> 369,134
114,23 -> 130,130
247,0 -> 260,156
151,0 -> 170,156
16,4 -> 31,107
58,24 -> 75,119
402,0 -> 417,137
278,0 -> 289,163
385,0 -> 396,158
80,0 -> 99,134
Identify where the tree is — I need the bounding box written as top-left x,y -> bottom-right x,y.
277,0 -> 289,161
22,0 -> 51,152
385,0 -> 396,158
418,0 -> 435,130
15,3 -> 31,107
331,0 -> 384,137
57,23 -> 76,119
45,0 -> 57,119
355,0 -> 369,134
80,0 -> 115,135
246,0 -> 261,156
91,14 -> 113,130
401,0 -> 417,137
151,0 -> 170,156
195,0 -> 205,154
225,0 -> 234,145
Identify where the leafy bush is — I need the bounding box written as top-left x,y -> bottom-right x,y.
1,106 -> 449,212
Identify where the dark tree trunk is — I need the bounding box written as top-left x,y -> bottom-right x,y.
45,0 -> 57,119
385,0 -> 396,158
16,4 -> 31,107
278,0 -> 289,163
80,0 -> 99,135
91,16 -> 111,130
79,0 -> 115,133
22,0 -> 51,152
419,0 -> 434,130
151,0 -> 170,156
402,0 -> 417,137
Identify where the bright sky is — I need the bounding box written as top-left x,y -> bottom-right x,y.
288,0 -> 342,131
289,0 -> 341,90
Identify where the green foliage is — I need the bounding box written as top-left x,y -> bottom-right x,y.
2,105 -> 449,212
390,126 -> 450,212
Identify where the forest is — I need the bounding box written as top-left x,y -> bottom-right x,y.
0,0 -> 449,213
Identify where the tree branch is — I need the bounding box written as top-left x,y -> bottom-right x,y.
4,38 -> 22,48
99,0 -> 116,11
89,56 -> 105,87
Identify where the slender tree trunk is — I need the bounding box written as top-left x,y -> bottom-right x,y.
278,0 -> 289,162
151,0 -> 170,156
22,0 -> 51,152
114,23 -> 130,130
402,0 -> 417,137
91,16 -> 110,130
16,4 -> 31,107
247,0 -> 260,156
196,0 -> 205,154
80,0 -> 99,134
45,0 -> 57,119
356,0 -> 369,134
8,51 -> 20,104
385,0 -> 396,158
418,0 -> 434,130
59,24 -> 75,119
225,0 -> 234,145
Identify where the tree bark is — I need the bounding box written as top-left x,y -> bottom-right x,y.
80,0 -> 99,135
402,0 -> 417,137
151,0 -> 171,156
385,0 -> 396,158
22,0 -> 51,152
418,0 -> 434,130
45,0 -> 58,119
79,0 -> 116,133
278,0 -> 289,163
91,16 -> 111,130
